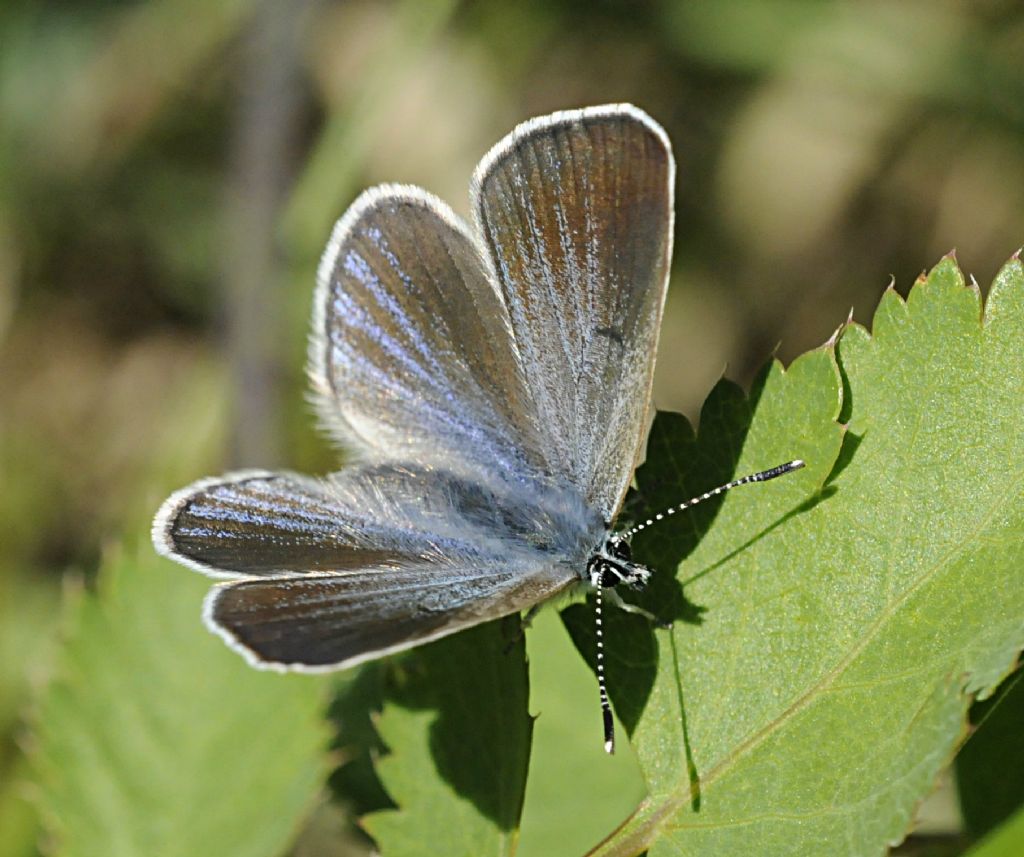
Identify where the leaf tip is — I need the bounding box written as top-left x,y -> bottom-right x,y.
884,275 -> 910,303
824,308 -> 855,349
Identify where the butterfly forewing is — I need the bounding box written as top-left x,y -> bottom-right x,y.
310,186 -> 549,486
472,105 -> 674,519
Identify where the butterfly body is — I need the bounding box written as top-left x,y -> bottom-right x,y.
587,535 -> 651,590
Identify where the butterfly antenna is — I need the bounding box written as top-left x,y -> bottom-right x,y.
620,460 -> 805,541
595,585 -> 615,754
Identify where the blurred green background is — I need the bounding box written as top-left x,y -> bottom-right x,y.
1,1 -> 1022,854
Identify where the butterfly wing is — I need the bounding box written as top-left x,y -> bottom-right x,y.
205,560 -> 567,671
153,470 -> 411,579
154,467 -> 583,669
310,185 -> 549,487
472,104 -> 675,519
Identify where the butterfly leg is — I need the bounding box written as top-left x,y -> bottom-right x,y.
603,589 -> 672,629
503,603 -> 544,654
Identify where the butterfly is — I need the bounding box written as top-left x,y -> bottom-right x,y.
152,104 -> 801,753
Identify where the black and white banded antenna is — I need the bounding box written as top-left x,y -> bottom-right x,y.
617,459 -> 805,542
594,585 -> 614,754
594,458 -> 805,754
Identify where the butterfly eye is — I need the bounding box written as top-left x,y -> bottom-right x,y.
609,538 -> 632,562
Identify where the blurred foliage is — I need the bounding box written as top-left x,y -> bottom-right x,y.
964,802 -> 1024,857
957,672 -> 1024,839
32,546 -> 329,857
1,0 -> 1022,855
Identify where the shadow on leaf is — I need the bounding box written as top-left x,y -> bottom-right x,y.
375,616 -> 531,832
561,370 -> 839,761
824,429 -> 863,488
327,664 -> 395,820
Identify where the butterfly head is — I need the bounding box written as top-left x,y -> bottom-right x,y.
586,533 -> 651,591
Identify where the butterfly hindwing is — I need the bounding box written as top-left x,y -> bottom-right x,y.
205,561 -> 572,671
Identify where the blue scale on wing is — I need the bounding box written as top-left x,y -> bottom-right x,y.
311,192 -> 553,492
168,464 -> 599,670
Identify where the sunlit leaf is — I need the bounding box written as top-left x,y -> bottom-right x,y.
363,617 -> 531,857
518,609 -> 645,856
582,255 -> 1024,855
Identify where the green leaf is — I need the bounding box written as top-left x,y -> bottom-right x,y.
32,545 -> 330,857
348,606 -> 644,857
0,569 -> 59,857
327,664 -> 395,823
364,616 -> 532,857
519,608 -> 645,856
583,254 -> 1024,855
